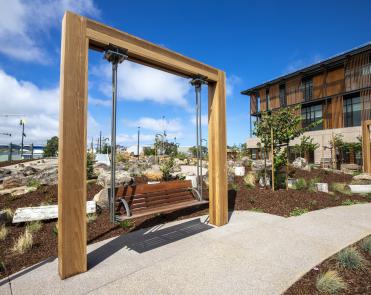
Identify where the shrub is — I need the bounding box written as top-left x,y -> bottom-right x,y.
0,225 -> 9,240
160,157 -> 175,181
309,200 -> 318,207
27,178 -> 41,189
360,236 -> 371,255
87,153 -> 96,180
341,199 -> 363,206
293,178 -> 307,190
243,173 -> 256,188
52,225 -> 58,236
289,207 -> 308,216
229,182 -> 239,191
337,247 -> 365,269
316,270 -> 346,294
26,221 -> 42,233
12,229 -> 33,254
143,170 -> 163,181
330,182 -> 351,195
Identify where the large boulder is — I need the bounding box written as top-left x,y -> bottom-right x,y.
33,166 -> 58,185
2,176 -> 26,189
0,168 -> 12,180
93,188 -> 109,208
97,170 -> 133,187
292,157 -> 307,169
243,172 -> 256,188
22,165 -> 40,176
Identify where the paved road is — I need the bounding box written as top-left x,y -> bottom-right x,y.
1,203 -> 370,294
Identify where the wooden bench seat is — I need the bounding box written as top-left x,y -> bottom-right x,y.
114,180 -> 208,221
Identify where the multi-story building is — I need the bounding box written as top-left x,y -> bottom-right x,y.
241,43 -> 371,168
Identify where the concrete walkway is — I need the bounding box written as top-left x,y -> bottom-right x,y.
1,203 -> 370,295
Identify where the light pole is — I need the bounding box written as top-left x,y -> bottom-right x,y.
20,119 -> 26,158
137,126 -> 140,161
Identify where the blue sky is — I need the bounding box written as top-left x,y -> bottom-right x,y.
0,0 -> 371,147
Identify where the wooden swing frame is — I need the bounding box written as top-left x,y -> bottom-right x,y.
58,11 -> 228,279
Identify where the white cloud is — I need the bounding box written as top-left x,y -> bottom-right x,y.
226,74 -> 242,97
128,117 -> 183,133
95,61 -> 191,107
189,114 -> 208,126
0,69 -> 59,144
0,0 -> 100,62
89,97 -> 111,107
284,54 -> 323,74
0,68 -> 101,145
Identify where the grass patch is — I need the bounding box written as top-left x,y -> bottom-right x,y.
289,207 -> 308,216
293,178 -> 307,190
337,247 -> 365,269
119,220 -> 134,229
360,236 -> 371,255
341,199 -> 364,206
316,270 -> 346,294
250,208 -> 263,212
0,224 -> 9,240
330,182 -> 351,195
26,221 -> 42,233
307,177 -> 320,192
52,225 -> 58,236
12,229 -> 33,254
26,178 -> 41,189
87,213 -> 97,223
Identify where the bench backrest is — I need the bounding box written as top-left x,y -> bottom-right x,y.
115,180 -> 195,214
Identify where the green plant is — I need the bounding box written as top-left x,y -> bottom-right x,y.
341,199 -> 363,206
0,225 -> 9,240
309,200 -> 318,207
293,178 -> 307,190
52,225 -> 58,236
43,136 -> 58,157
160,157 -> 175,181
12,229 -> 33,254
87,213 -> 97,223
27,178 -> 41,189
289,207 -> 308,216
26,221 -> 42,233
307,177 -> 320,192
229,182 -> 239,191
119,220 -> 134,229
330,182 -> 351,195
316,270 -> 346,294
87,152 -> 96,180
243,173 -> 256,188
337,247 -> 365,269
360,236 -> 371,255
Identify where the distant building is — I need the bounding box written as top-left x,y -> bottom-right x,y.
241,43 -> 371,167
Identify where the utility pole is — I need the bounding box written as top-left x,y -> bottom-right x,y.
137,126 -> 140,161
99,131 -> 102,153
20,119 -> 26,159
271,126 -> 275,192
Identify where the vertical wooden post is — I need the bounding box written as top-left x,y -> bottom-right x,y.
58,12 -> 88,279
208,71 -> 228,226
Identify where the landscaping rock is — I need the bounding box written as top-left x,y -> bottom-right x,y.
0,168 -> 12,179
93,188 -> 109,208
353,173 -> 371,181
22,165 -> 40,176
251,160 -> 272,171
96,170 -> 133,187
259,176 -> 270,187
11,186 -> 37,197
292,157 -> 307,169
235,166 -> 246,176
33,167 -> 58,185
316,183 -> 329,193
2,176 -> 26,189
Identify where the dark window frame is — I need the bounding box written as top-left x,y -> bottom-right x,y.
343,93 -> 361,127
301,103 -> 323,131
279,84 -> 286,107
302,77 -> 313,102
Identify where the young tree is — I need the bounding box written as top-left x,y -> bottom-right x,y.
43,136 -> 59,157
254,106 -> 322,190
293,135 -> 319,159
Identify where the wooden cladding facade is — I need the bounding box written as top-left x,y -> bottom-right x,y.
249,50 -> 371,130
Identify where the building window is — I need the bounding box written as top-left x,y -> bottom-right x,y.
279,84 -> 286,107
256,94 -> 260,112
343,94 -> 361,127
302,77 -> 313,101
301,103 -> 323,130
266,88 -> 270,110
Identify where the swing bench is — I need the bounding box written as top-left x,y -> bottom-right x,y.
113,180 -> 208,221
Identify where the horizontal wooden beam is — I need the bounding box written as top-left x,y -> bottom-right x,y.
85,18 -> 219,82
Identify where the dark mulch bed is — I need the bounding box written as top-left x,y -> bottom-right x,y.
294,168 -> 354,185
285,236 -> 371,294
1,167 -> 370,280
